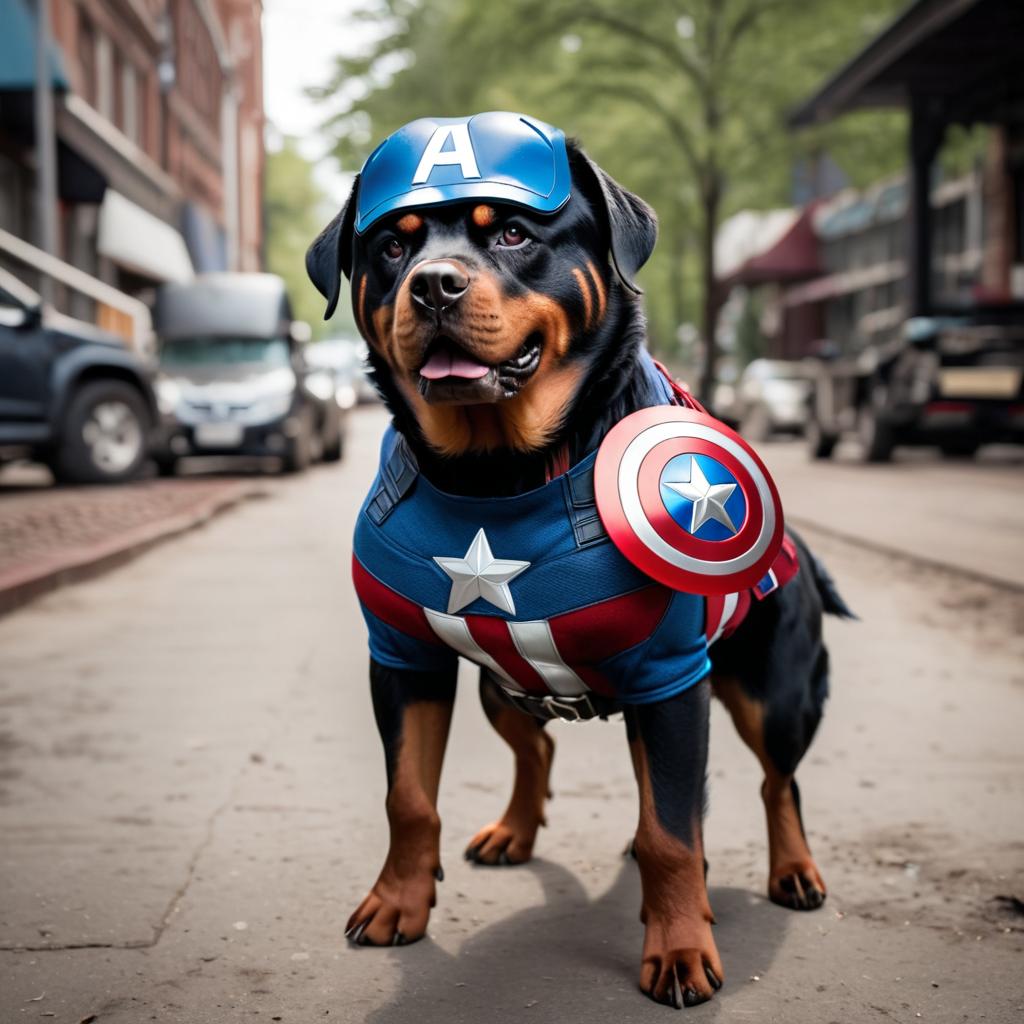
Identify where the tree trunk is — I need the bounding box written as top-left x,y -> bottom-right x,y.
671,204 -> 687,359
698,173 -> 721,404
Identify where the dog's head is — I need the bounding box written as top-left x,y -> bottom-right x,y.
307,112 -> 656,456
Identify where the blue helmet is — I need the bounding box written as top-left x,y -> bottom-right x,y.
354,111 -> 572,234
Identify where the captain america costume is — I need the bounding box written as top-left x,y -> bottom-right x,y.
345,112 -> 796,714
352,349 -> 798,713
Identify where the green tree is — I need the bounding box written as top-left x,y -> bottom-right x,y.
264,136 -> 359,337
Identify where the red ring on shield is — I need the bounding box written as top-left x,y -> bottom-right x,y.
637,438 -> 764,561
595,406 -> 785,595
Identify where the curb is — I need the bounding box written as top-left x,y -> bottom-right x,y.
0,482 -> 266,618
788,514 -> 1024,595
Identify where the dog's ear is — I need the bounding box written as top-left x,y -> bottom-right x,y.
305,174 -> 360,320
568,145 -> 657,294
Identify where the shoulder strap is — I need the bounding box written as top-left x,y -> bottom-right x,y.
650,358 -> 706,412
563,462 -> 608,548
366,431 -> 419,525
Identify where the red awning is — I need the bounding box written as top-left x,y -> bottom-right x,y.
722,203 -> 821,289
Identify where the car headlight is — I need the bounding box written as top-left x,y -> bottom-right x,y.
305,370 -> 335,403
156,378 -> 181,415
335,383 -> 357,410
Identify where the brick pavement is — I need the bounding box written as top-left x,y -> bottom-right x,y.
0,475 -> 268,614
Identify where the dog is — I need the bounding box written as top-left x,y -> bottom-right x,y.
307,111 -> 853,1010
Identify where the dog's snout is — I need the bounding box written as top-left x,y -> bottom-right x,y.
409,260 -> 470,313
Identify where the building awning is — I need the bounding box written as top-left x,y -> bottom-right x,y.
0,0 -> 68,92
715,206 -> 821,292
97,190 -> 194,284
790,0 -> 1024,127
719,204 -> 821,289
715,209 -> 798,281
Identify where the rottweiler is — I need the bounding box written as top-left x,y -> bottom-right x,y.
307,111 -> 853,1010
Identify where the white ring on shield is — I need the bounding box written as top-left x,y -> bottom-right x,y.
616,422 -> 776,576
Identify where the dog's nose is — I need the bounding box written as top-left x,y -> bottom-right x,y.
409,261 -> 470,313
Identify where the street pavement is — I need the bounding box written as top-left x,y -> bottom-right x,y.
760,439 -> 1024,591
1,407 -> 1022,1023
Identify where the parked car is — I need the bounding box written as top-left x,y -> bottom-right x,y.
305,336 -> 380,405
303,337 -> 364,422
151,274 -> 343,475
730,359 -> 811,440
0,268 -> 157,484
805,312 -> 1024,462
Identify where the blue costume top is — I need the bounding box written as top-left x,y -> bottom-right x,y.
351,351 -> 711,705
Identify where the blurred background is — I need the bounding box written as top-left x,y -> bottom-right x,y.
0,2 -> 1022,1022
1,0 -> 1023,489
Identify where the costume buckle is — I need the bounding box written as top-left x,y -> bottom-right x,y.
501,688 -> 597,722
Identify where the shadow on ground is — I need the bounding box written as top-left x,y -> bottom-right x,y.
360,857 -> 789,1023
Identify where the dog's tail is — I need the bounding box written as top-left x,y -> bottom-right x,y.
789,527 -> 857,620
808,551 -> 857,620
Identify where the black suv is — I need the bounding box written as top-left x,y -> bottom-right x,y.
0,268 -> 158,484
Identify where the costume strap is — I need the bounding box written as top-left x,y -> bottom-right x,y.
651,358 -> 706,412
366,431 -> 419,525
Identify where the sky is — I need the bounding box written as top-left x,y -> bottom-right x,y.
261,0 -> 378,206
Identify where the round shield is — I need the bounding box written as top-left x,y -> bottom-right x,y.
594,407 -> 785,595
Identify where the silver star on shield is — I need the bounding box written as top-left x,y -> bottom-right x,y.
433,528 -> 530,615
664,456 -> 739,536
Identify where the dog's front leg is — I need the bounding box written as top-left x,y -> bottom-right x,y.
625,680 -> 724,1008
346,660 -> 456,946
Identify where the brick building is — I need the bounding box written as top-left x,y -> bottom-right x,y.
0,0 -> 263,324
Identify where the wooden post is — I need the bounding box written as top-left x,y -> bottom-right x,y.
907,97 -> 945,316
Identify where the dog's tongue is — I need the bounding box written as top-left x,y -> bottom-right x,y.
420,343 -> 490,380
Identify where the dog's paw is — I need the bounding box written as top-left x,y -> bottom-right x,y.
769,860 -> 827,911
639,917 -> 723,1010
464,817 -> 539,866
345,867 -> 440,946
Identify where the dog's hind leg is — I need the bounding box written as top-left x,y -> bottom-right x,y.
710,544 -> 831,911
346,660 -> 456,946
713,673 -> 828,911
465,670 -> 554,866
625,680 -> 724,1008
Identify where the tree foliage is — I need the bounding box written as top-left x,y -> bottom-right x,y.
311,0 -> 907,384
264,137 -> 359,338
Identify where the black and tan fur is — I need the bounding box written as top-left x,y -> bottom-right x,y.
307,139 -> 852,1009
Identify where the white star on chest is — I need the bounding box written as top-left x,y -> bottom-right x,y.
663,456 -> 739,535
433,528 -> 530,615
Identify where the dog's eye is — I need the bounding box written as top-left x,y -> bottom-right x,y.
498,224 -> 529,249
383,237 -> 404,260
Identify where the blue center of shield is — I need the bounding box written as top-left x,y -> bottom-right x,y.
659,454 -> 747,542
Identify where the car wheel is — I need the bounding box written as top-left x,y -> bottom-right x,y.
55,381 -> 148,484
283,412 -> 313,474
857,405 -> 894,463
805,417 -> 837,460
322,426 -> 343,462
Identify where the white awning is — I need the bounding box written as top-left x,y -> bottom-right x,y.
97,190 -> 194,284
715,208 -> 799,280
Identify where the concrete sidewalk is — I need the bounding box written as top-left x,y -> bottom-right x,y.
0,408 -> 1021,1023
